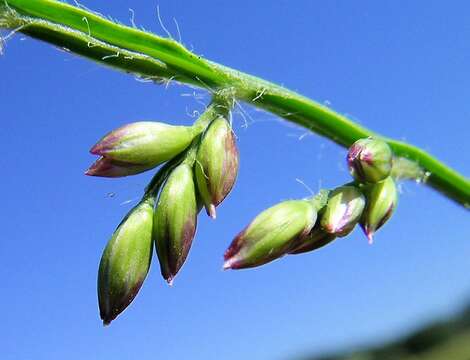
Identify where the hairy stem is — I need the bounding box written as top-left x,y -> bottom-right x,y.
1,0 -> 469,207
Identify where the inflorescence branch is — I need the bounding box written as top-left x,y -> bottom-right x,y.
3,0 -> 469,325
1,0 -> 469,206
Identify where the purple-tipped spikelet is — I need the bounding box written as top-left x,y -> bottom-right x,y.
87,121 -> 196,177
347,138 -> 393,183
360,176 -> 398,243
153,163 -> 198,284
98,198 -> 154,325
320,185 -> 366,237
195,117 -> 239,219
224,200 -> 317,270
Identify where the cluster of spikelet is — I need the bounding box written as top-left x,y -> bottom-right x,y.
224,137 -> 398,269
87,100 -> 239,325
88,98 -> 397,325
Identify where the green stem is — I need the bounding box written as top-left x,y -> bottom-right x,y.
1,0 -> 469,207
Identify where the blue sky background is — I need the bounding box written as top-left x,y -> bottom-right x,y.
1,1 -> 469,359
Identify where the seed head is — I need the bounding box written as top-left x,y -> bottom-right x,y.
224,200 -> 317,270
98,198 -> 154,325
195,117 -> 239,219
320,185 -> 365,237
88,122 -> 196,177
153,163 -> 198,284
347,138 -> 393,183
360,176 -> 398,243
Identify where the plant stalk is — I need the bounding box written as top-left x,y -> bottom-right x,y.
1,0 -> 469,207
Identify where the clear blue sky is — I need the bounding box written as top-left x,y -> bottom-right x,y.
1,1 -> 469,359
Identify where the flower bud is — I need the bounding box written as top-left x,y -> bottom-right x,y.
89,122 -> 196,177
320,185 -> 365,237
195,117 -> 239,219
347,138 -> 393,183
154,163 -> 198,284
224,200 -> 317,270
360,176 -> 398,243
288,226 -> 336,255
98,198 -> 154,325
